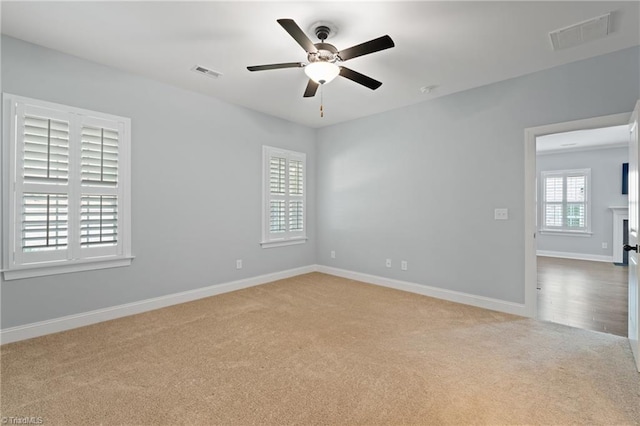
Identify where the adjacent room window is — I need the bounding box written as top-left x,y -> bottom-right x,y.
3,94 -> 132,279
261,146 -> 307,248
539,168 -> 591,234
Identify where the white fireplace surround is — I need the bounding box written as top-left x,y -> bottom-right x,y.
610,206 -> 629,263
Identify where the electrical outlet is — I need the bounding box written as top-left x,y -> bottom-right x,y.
330,250 -> 336,259
386,259 -> 392,268
602,242 -> 608,249
401,260 -> 408,271
494,208 -> 509,220
236,259 -> 242,269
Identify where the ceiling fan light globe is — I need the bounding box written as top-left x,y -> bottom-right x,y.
304,62 -> 339,84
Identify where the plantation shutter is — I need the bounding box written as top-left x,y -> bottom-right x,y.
566,175 -> 586,229
5,94 -> 132,280
288,159 -> 304,232
81,126 -> 119,186
544,176 -> 563,228
269,157 -> 287,233
22,193 -> 69,252
79,116 -> 123,256
262,146 -> 306,246
80,195 -> 118,247
23,115 -> 69,184
541,169 -> 589,232
15,104 -> 71,264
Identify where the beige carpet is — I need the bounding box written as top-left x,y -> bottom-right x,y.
1,272 -> 639,425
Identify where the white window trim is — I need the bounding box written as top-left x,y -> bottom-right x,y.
538,168 -> 592,235
538,230 -> 594,237
261,146 -> 307,248
260,238 -> 308,249
2,93 -> 132,280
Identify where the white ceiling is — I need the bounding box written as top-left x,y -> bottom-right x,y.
1,1 -> 639,128
537,125 -> 630,154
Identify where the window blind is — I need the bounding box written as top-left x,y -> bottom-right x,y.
566,176 -> 585,201
81,125 -> 119,186
262,146 -> 307,247
289,201 -> 303,231
22,193 -> 68,252
23,115 -> 69,184
540,169 -> 590,233
270,200 -> 286,233
289,160 -> 303,195
545,177 -> 563,202
270,157 -> 286,195
5,94 -> 132,279
544,176 -> 563,227
80,195 -> 118,247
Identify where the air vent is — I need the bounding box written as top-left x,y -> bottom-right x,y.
549,13 -> 611,51
191,65 -> 223,79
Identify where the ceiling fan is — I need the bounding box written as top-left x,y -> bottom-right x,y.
247,19 -> 395,98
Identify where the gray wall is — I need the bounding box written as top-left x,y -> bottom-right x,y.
536,147 -> 628,257
316,46 -> 639,304
1,36 -> 317,328
2,35 -> 639,329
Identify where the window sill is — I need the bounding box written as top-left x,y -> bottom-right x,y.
539,230 -> 593,237
260,238 -> 308,249
2,256 -> 134,281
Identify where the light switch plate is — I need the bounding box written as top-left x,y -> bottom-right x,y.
494,208 -> 509,220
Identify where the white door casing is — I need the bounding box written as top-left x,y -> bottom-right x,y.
627,100 -> 640,372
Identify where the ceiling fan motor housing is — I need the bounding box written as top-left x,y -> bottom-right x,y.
306,25 -> 339,64
308,42 -> 338,64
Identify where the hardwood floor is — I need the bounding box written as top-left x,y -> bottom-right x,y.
537,256 -> 628,337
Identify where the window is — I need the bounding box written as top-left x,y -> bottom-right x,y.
261,146 -> 307,248
3,94 -> 132,279
539,168 -> 591,234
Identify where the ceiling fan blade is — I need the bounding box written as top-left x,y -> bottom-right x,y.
339,67 -> 382,90
303,80 -> 319,98
247,62 -> 304,72
338,35 -> 395,61
277,19 -> 318,53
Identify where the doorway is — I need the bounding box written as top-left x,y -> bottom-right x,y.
534,124 -> 629,336
524,113 -> 632,331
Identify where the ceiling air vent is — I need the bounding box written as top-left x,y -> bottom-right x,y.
549,13 -> 611,51
191,65 -> 223,79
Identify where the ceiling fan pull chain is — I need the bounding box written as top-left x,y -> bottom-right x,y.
320,84 -> 324,118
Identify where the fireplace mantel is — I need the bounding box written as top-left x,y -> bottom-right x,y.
610,206 -> 629,264
609,206 -> 629,214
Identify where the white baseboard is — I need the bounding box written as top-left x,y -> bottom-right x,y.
2,264 -> 529,345
536,250 -> 614,263
317,265 -> 528,317
0,265 -> 316,345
